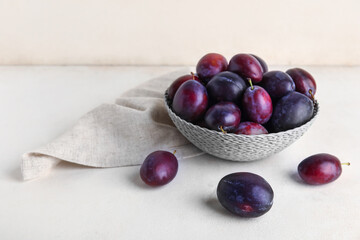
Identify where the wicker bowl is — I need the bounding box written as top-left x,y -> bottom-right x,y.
165,92 -> 319,161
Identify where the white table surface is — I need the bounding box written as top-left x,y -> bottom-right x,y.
1,66 -> 359,240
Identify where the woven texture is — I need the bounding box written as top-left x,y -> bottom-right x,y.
21,69 -> 203,180
165,93 -> 319,161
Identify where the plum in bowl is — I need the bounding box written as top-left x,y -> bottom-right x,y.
164,91 -> 318,162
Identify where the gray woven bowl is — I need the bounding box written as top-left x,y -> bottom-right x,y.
165,92 -> 319,161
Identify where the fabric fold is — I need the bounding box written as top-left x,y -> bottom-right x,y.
21,68 -> 203,180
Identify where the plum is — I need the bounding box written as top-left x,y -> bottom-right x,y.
234,122 -> 268,135
250,54 -> 268,73
140,151 -> 178,186
286,68 -> 316,99
196,53 -> 228,84
206,71 -> 246,104
297,153 -> 349,185
217,172 -> 274,218
260,71 -> 295,99
228,54 -> 263,83
167,73 -> 200,101
172,80 -> 208,123
270,91 -> 314,132
242,83 -> 273,124
204,102 -> 241,132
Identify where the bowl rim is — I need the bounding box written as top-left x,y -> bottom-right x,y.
164,90 -> 319,139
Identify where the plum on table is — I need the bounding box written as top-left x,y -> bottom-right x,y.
217,172 -> 274,218
140,151 -> 178,186
298,153 -> 349,185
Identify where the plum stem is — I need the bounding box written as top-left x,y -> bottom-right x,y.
308,89 -> 315,101
173,150 -> 177,155
191,72 -> 195,80
220,126 -> 227,134
341,162 -> 350,166
247,78 -> 254,90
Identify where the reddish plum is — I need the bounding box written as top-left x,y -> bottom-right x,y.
260,71 -> 295,99
250,54 -> 268,73
206,71 -> 246,104
140,151 -> 178,186
270,92 -> 314,132
298,153 -> 349,185
172,80 -> 208,123
234,122 -> 268,135
204,102 -> 241,132
286,68 -> 316,99
196,53 -> 228,84
217,172 -> 274,218
242,82 -> 272,124
167,73 -> 199,101
228,54 -> 263,83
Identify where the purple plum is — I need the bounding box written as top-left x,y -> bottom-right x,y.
172,80 -> 208,123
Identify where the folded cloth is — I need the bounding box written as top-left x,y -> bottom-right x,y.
21,68 -> 204,180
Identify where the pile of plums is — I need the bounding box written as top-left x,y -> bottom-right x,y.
138,55 -> 350,218
168,53 -> 316,134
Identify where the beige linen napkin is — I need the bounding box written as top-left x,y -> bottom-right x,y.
21,69 -> 203,180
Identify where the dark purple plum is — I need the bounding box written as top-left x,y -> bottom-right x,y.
286,68 -> 316,99
172,80 -> 208,123
196,53 -> 228,84
242,84 -> 272,124
260,71 -> 295,99
270,92 -> 314,132
217,172 -> 274,218
140,151 -> 178,186
167,73 -> 200,101
234,122 -> 268,135
228,54 -> 263,83
204,102 -> 241,132
298,153 -> 349,185
250,54 -> 268,73
206,71 -> 246,104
